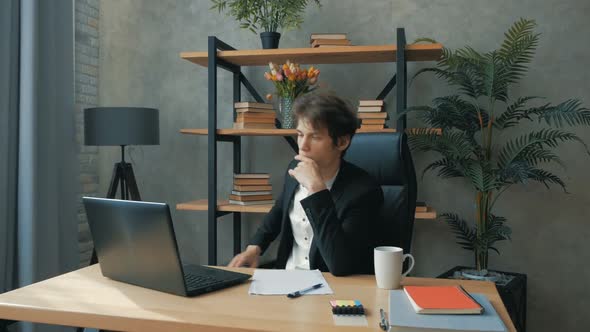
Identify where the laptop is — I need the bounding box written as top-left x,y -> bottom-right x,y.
83,196 -> 251,297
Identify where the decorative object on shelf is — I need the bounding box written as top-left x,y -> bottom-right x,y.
210,0 -> 321,49
230,173 -> 274,205
401,18 -> 590,275
264,60 -> 320,128
233,102 -> 276,129
310,33 -> 351,48
84,106 -> 160,264
279,96 -> 295,129
358,99 -> 387,130
260,31 -> 281,49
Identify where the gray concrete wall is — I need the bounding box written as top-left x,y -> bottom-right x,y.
98,1 -> 590,331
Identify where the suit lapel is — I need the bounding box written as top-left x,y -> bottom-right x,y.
309,161 -> 350,269
327,160 -> 349,205
283,175 -> 298,214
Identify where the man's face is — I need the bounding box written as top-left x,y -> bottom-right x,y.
296,118 -> 349,169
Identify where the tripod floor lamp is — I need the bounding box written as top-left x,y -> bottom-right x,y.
81,107 -> 159,332
84,107 -> 160,201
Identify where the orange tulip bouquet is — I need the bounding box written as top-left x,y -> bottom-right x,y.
264,60 -> 320,99
264,60 -> 320,128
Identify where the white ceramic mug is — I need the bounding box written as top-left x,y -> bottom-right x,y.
374,246 -> 415,289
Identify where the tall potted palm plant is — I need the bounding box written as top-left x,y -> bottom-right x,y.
403,18 -> 590,277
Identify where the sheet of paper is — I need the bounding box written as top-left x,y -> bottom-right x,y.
248,269 -> 334,295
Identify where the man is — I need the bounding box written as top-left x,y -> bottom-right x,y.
228,93 -> 384,276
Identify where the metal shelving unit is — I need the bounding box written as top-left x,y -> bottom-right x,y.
178,28 -> 443,265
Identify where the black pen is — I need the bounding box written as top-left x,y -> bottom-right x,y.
287,283 -> 323,298
379,308 -> 389,331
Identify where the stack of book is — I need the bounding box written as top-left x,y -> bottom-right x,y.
229,173 -> 274,206
387,286 -> 507,332
415,201 -> 437,219
358,99 -> 387,130
416,201 -> 428,213
309,33 -> 351,48
233,102 -> 276,129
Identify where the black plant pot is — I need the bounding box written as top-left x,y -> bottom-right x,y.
438,266 -> 527,332
260,32 -> 281,49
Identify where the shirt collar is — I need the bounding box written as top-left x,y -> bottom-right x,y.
324,168 -> 340,190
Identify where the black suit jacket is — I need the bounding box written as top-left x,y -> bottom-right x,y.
249,159 -> 384,276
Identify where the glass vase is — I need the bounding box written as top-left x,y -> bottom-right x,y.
279,96 -> 295,129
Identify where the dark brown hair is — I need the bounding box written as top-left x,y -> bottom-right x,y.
293,93 -> 358,154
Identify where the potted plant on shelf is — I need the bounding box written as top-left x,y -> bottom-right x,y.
210,0 -> 321,49
264,60 -> 320,128
402,18 -> 590,280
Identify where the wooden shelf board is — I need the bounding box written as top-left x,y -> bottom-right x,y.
180,128 -> 297,136
357,128 -> 396,133
180,128 -> 396,136
177,199 -> 435,219
415,206 -> 437,220
177,199 -> 272,213
180,44 -> 443,67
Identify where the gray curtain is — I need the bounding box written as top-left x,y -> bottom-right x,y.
1,0 -> 78,330
0,0 -> 20,296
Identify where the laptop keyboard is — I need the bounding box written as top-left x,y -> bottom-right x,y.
184,273 -> 225,290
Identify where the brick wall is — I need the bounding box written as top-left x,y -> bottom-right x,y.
74,0 -> 100,267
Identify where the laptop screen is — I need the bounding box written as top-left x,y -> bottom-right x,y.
83,197 -> 188,296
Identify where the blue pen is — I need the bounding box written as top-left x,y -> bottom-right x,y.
287,283 -> 324,298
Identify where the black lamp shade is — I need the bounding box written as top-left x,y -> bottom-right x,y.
84,107 -> 160,146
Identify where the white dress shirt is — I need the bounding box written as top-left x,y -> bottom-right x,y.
285,170 -> 339,270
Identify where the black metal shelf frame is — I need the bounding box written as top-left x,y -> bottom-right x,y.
203,28 -> 410,265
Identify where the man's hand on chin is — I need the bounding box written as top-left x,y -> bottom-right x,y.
288,155 -> 327,194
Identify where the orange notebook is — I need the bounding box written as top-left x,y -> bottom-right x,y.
403,285 -> 484,315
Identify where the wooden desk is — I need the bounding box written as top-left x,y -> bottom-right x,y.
0,265 -> 515,331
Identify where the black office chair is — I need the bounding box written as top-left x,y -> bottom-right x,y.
344,132 -> 418,261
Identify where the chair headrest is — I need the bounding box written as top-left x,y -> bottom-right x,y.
344,132 -> 408,185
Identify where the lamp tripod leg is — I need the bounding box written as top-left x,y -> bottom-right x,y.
107,163 -> 121,199
123,163 -> 141,201
89,162 -> 142,266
